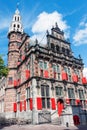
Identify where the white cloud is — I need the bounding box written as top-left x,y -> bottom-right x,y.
0,21 -> 9,30
73,28 -> 87,45
0,16 -> 10,30
83,67 -> 87,78
73,15 -> 87,45
31,11 -> 70,44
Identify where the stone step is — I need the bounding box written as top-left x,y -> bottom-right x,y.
51,117 -> 62,125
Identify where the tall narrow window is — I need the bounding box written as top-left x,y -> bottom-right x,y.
8,77 -> 13,85
64,67 -> 71,81
62,47 -> 65,54
17,92 -> 20,111
41,85 -> 50,109
17,24 -> 20,28
26,88 -> 30,99
17,92 -> 20,102
68,88 -> 75,99
44,62 -> 47,70
15,16 -> 16,21
64,66 -> 67,73
74,69 -> 79,76
14,24 -> 16,28
74,69 -> 80,82
78,89 -> 84,100
53,64 -> 60,79
56,45 -> 60,52
39,61 -> 43,69
53,64 -> 56,72
51,43 -> 55,52
55,87 -> 63,96
27,62 -> 30,70
67,67 -> 71,81
26,88 -> 30,110
68,88 -> 75,105
18,17 -> 19,21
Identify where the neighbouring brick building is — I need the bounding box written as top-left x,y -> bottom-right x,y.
0,8 -> 87,126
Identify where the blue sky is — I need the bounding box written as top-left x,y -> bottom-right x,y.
0,0 -> 87,76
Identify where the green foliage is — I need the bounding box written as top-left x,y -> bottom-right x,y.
0,56 -> 8,79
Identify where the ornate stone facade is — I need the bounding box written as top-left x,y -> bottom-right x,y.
0,9 -> 87,126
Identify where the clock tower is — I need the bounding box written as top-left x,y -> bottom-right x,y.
5,8 -> 23,117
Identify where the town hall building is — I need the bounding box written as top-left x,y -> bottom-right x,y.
0,8 -> 87,126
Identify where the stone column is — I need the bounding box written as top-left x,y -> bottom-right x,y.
32,78 -> 38,124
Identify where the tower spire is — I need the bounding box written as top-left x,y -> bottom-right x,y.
8,6 -> 23,34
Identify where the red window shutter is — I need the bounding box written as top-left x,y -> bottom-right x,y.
25,70 -> 30,79
20,101 -> 22,112
76,99 -> 80,105
62,72 -> 68,81
66,99 -> 70,104
30,98 -> 33,110
51,98 -> 56,110
24,100 -> 26,111
14,80 -> 17,87
13,103 -> 17,112
37,97 -> 42,110
85,100 -> 87,104
72,75 -> 78,83
44,70 -> 49,78
82,77 -> 87,85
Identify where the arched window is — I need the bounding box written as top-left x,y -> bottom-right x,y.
18,17 -> 19,21
13,24 -> 16,28
17,24 -> 20,28
15,16 -> 16,21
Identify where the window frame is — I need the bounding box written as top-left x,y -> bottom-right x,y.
41,85 -> 50,109
78,89 -> 84,100
26,87 -> 30,99
17,92 -> 20,102
68,88 -> 75,99
55,86 -> 63,96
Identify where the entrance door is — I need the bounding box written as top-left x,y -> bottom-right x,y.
73,115 -> 80,125
57,99 -> 64,116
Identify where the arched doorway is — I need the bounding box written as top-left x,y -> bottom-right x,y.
73,115 -> 80,125
57,99 -> 64,116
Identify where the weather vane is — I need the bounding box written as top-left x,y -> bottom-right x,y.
17,2 -> 20,9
